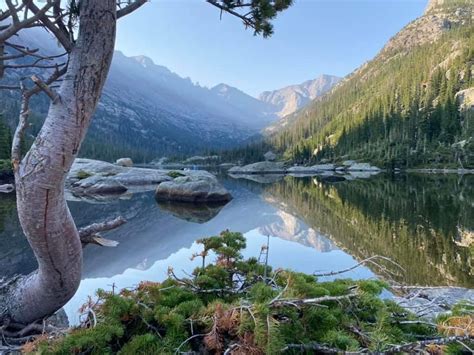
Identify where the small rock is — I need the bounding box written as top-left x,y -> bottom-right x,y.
115,158 -> 133,167
264,151 -> 277,161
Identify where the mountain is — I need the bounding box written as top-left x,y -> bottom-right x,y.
266,0 -> 474,168
82,51 -> 291,160
0,41 -> 275,161
210,83 -> 276,127
259,75 -> 341,118
0,27 -> 340,162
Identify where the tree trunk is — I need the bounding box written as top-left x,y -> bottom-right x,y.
1,0 -> 116,325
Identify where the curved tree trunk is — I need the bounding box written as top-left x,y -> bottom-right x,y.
1,0 -> 116,325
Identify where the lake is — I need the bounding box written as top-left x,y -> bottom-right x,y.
0,172 -> 472,324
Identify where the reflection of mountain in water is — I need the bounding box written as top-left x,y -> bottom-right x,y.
259,208 -> 336,253
264,174 -> 474,287
1,174 -> 472,288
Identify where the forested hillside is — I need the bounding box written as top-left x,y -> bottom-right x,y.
267,0 -> 474,168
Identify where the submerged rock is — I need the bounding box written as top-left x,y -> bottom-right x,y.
155,172 -> 232,203
228,161 -> 286,174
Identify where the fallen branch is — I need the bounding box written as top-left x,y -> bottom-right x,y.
0,184 -> 14,193
281,342 -> 340,353
80,234 -> 119,248
78,216 -> 127,239
314,255 -> 405,278
384,335 -> 474,352
270,292 -> 358,307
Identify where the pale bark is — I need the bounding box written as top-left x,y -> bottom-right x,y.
1,0 -> 117,324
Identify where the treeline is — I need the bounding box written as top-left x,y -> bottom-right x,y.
269,23 -> 474,168
218,140 -> 274,164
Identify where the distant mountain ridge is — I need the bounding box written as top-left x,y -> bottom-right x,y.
259,75 -> 341,118
0,26 -> 340,161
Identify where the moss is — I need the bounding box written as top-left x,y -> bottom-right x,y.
167,171 -> 185,179
36,230 -> 466,354
76,170 -> 93,180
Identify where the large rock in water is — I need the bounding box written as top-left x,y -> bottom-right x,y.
228,161 -> 286,174
67,159 -> 231,203
155,172 -> 232,203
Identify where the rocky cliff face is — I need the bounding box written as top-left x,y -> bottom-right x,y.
259,75 -> 341,118
380,0 -> 472,56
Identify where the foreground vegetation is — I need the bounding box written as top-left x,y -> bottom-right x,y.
28,231 -> 473,354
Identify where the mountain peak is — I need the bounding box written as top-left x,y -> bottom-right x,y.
132,55 -> 155,68
259,75 -> 341,118
425,0 -> 473,14
212,83 -> 233,92
425,0 -> 444,13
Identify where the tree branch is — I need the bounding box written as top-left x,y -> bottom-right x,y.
385,335 -> 474,352
24,0 -> 73,52
31,74 -> 60,102
78,216 -> 127,239
117,0 -> 148,19
10,85 -> 30,170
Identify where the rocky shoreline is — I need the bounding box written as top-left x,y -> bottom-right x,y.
228,161 -> 474,177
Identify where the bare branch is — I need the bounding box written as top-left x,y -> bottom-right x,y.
282,342 -> 340,353
117,0 -> 148,19
25,65 -> 67,97
314,255 -> 405,277
80,234 -> 120,248
0,84 -> 21,90
31,74 -> 60,102
0,1 -> 56,42
385,335 -> 474,353
270,291 -> 358,307
78,216 -> 127,239
11,85 -> 30,170
25,0 -> 73,52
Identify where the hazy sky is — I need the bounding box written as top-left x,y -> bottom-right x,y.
116,0 -> 428,97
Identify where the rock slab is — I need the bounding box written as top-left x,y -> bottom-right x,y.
155,172 -> 232,203
67,159 -> 231,203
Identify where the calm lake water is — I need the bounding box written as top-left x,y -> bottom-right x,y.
0,173 -> 472,324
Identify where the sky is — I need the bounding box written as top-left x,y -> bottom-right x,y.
116,0 -> 428,97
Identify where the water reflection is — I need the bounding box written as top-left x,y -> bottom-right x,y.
264,174 -> 473,287
0,173 -> 472,323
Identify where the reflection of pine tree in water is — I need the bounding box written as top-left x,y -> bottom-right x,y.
265,174 -> 474,287
0,195 -> 37,278
0,116 -> 12,159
